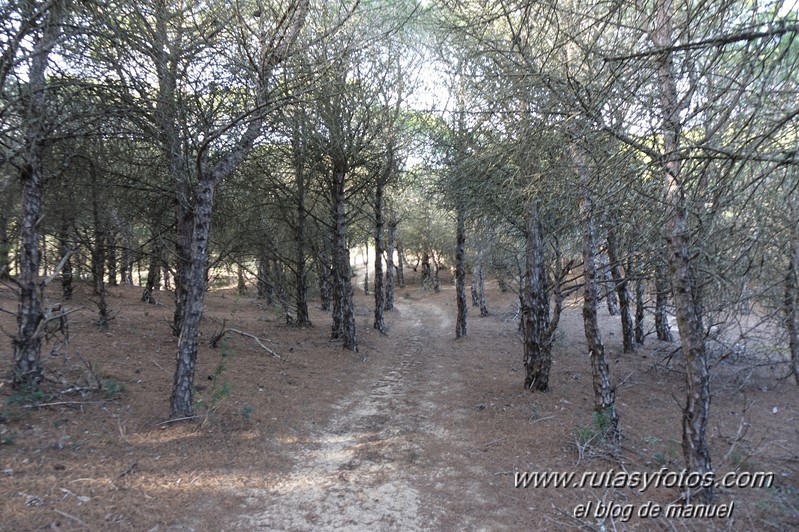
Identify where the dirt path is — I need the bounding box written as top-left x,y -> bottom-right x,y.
236,291 -> 510,530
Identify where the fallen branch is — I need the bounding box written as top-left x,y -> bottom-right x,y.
210,326 -> 283,359
53,509 -> 89,529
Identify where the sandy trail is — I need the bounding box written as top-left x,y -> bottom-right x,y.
237,293 -> 473,531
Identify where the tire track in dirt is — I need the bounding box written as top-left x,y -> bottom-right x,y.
237,294 -> 455,531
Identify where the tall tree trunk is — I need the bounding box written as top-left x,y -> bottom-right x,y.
471,269 -> 479,307
257,253 -> 274,305
59,219 -> 73,301
142,237 -> 162,304
574,144 -> 620,443
653,0 -> 712,502
600,251 -> 619,315
331,164 -> 357,352
362,241 -> 369,295
294,164 -> 310,326
0,207 -> 10,279
13,1 -> 65,391
91,189 -> 109,329
374,178 -> 386,333
385,215 -> 396,311
632,259 -> 645,345
317,243 -> 332,311
477,249 -> 488,317
396,240 -> 406,288
455,201 -> 467,338
522,203 -> 551,391
785,237 -> 799,385
654,259 -> 674,341
607,224 -> 635,353
171,178 -> 215,418
421,252 -> 431,289
106,230 -> 118,287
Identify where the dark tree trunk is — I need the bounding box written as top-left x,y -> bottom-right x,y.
607,224 -> 635,352
471,270 -> 479,307
362,241 -> 369,295
12,1 -> 64,391
170,178 -> 215,419
142,238 -> 162,304
257,253 -> 274,305
331,164 -> 357,351
785,243 -> 799,385
0,207 -> 10,279
317,243 -> 332,311
653,0 -> 712,502
396,240 -> 406,288
574,143 -> 621,443
237,264 -> 247,295
455,202 -> 467,338
600,251 -> 619,315
106,230 -> 118,287
91,183 -> 109,329
654,260 -> 673,341
477,250 -> 488,317
59,220 -> 73,300
385,215 -> 396,311
14,161 -> 45,391
374,178 -> 386,333
294,184 -> 310,326
421,252 -> 431,289
633,259 -> 645,345
172,197 -> 193,336
522,203 -> 551,391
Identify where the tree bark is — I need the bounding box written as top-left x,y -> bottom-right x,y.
331,163 -> 357,351
59,219 -> 73,301
13,1 -> 65,391
396,240 -> 406,288
522,203 -> 551,391
257,253 -> 274,305
632,259 -> 645,345
142,237 -> 162,304
653,0 -> 712,502
385,214 -> 396,311
455,201 -> 467,338
574,143 -> 620,442
785,239 -> 799,385
293,139 -> 311,326
654,259 -> 674,341
0,207 -> 11,279
171,178 -> 214,418
607,223 -> 635,352
374,176 -> 386,333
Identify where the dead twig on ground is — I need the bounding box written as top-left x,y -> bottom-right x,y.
209,323 -> 283,359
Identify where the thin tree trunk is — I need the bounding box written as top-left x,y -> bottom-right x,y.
396,240 -> 406,288
374,177 -> 386,333
0,208 -> 10,279
106,230 -> 118,287
471,269 -> 479,307
632,259 -> 645,345
455,201 -> 467,338
784,240 -> 799,385
655,260 -> 673,341
171,178 -> 215,418
385,215 -> 396,311
91,179 -> 109,329
653,0 -> 712,502
522,203 -> 551,391
59,219 -> 73,301
363,241 -> 369,295
607,224 -> 634,352
574,143 -> 620,443
257,253 -> 274,304
13,1 -> 65,391
294,166 -> 310,326
477,249 -> 488,317
317,243 -> 332,311
600,251 -> 619,315
332,164 -> 357,351
142,237 -> 162,304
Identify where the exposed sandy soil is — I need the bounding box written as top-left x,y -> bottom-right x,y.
1,273 -> 798,531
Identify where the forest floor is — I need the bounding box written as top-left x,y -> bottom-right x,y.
1,273 -> 798,531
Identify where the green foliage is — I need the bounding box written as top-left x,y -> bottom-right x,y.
102,378 -> 126,399
5,390 -> 45,407
240,404 -> 254,421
